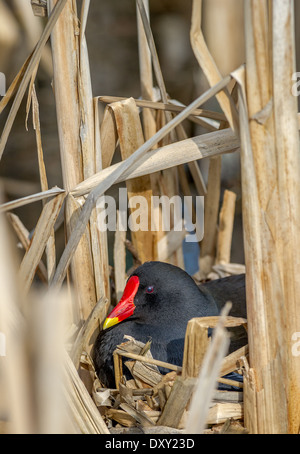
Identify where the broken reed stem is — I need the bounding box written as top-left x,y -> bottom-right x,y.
185,303 -> 231,434
114,350 -> 182,373
50,75 -> 233,291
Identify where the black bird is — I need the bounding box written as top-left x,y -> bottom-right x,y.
93,261 -> 247,388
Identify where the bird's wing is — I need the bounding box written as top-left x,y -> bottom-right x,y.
201,274 -> 247,318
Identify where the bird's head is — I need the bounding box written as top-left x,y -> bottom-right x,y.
103,261 -> 200,329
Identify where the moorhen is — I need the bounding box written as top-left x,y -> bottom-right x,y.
93,261 -> 247,388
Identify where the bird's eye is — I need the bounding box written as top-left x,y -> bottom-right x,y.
146,285 -> 154,294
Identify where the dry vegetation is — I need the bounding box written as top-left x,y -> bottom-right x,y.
0,0 -> 299,434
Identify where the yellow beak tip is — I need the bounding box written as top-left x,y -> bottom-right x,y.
103,317 -> 119,330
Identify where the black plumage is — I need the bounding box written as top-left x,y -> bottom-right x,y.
93,261 -> 247,388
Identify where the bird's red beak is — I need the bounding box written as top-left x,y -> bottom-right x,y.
103,275 -> 140,330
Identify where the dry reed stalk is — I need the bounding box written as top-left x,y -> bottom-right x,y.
198,157 -> 222,279
48,0 -> 98,322
235,0 -> 300,433
110,98 -> 154,262
136,0 -> 156,138
158,166 -> 184,269
79,0 -> 110,305
114,214 -> 127,301
30,85 -> 56,282
243,0 -> 286,433
272,0 -> 300,432
190,0 -> 239,132
216,189 -> 237,264
92,100 -> 111,305
191,0 -> 240,279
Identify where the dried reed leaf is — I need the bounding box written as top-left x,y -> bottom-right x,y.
99,96 -> 226,122
72,127 -> 239,198
0,186 -> 65,213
